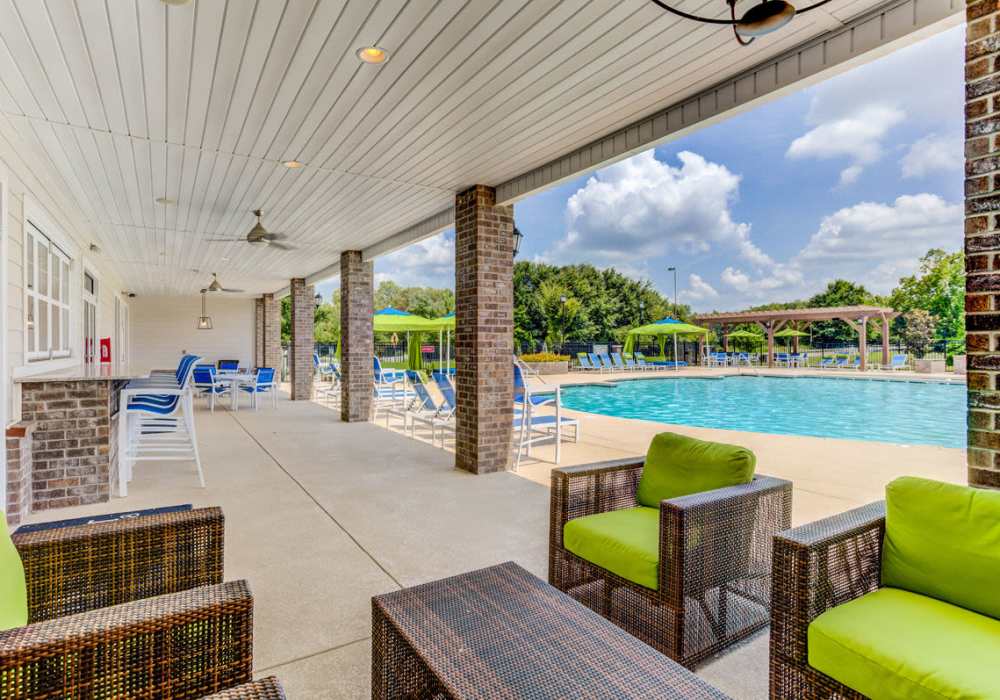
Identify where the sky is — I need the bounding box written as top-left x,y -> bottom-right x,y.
319,25 -> 964,313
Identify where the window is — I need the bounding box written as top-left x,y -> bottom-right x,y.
25,221 -> 71,361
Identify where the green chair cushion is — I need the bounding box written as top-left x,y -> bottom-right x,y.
636,432 -> 755,508
882,476 -> 1000,619
563,507 -> 660,590
809,587 -> 1000,700
0,513 -> 27,631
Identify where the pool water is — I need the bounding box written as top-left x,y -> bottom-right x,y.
560,376 -> 966,448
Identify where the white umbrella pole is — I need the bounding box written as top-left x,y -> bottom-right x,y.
446,330 -> 451,374
673,334 -> 679,372
439,328 -> 443,371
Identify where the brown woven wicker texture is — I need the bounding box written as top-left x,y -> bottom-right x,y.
549,457 -> 793,668
201,676 -> 286,699
372,561 -> 731,699
769,501 -> 885,699
0,507 -> 254,699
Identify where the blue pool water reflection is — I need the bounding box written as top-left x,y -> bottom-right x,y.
560,376 -> 966,448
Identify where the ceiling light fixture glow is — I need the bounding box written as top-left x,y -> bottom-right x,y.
283,160 -> 304,169
356,45 -> 389,64
648,0 -> 829,45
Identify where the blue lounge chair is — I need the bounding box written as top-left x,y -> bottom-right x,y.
775,352 -> 790,367
577,353 -> 599,371
623,353 -> 640,371
513,364 -> 578,469
833,356 -> 849,369
849,356 -> 861,370
890,354 -> 909,371
818,357 -> 835,369
192,364 -> 229,412
634,352 -> 662,371
610,352 -> 631,371
587,353 -> 610,373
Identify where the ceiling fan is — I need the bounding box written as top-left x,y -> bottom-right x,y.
206,209 -> 295,250
204,273 -> 244,294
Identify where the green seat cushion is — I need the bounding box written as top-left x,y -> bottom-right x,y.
563,507 -> 660,590
636,432 -> 755,507
0,513 -> 27,631
882,476 -> 1000,619
809,587 -> 1000,700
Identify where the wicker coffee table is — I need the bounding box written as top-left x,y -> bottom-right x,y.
372,561 -> 731,699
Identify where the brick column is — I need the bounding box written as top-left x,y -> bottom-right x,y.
967,2 -> 1000,488
262,293 -> 282,371
454,185 -> 514,474
254,298 -> 264,367
340,251 -> 373,422
289,278 -> 315,400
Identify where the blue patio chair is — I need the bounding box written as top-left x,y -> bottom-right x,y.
634,352 -> 662,371
576,353 -> 598,371
597,353 -> 615,371
610,352 -> 631,371
513,364 -> 578,469
239,367 -> 277,410
623,353 -> 640,371
385,370 -> 438,432
834,356 -> 849,369
119,354 -> 204,497
587,353 -> 609,373
192,364 -> 229,412
737,352 -> 751,367
890,354 -> 909,371
217,359 -> 240,373
373,356 -> 409,410
818,357 -> 835,369
775,352 -> 790,367
414,371 -> 458,446
849,356 -> 862,370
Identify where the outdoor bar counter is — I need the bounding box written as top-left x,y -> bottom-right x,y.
11,364 -> 147,517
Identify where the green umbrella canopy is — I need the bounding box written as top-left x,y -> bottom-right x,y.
428,311 -> 455,330
726,329 -> 764,340
773,328 -> 809,338
626,317 -> 710,337
373,307 -> 442,332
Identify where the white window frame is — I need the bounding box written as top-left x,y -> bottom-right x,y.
82,267 -> 98,364
24,221 -> 72,362
0,166 -> 8,509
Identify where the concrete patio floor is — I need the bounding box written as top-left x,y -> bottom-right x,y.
22,375 -> 965,699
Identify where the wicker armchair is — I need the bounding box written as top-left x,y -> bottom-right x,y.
769,501 -> 885,699
0,507 -> 254,699
201,677 -> 286,699
550,457 -> 792,667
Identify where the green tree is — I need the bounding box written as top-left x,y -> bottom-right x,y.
900,309 -> 937,357
806,280 -> 880,345
281,293 -> 340,344
537,280 -> 584,353
374,281 -> 454,318
888,249 -> 964,342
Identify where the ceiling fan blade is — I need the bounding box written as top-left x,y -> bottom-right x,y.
268,241 -> 295,251
205,238 -> 243,242
220,287 -> 246,293
263,232 -> 287,241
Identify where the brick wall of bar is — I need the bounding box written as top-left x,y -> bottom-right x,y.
254,298 -> 265,368
289,278 -> 315,400
262,293 -> 282,372
20,380 -> 113,509
6,424 -> 33,527
340,250 -> 374,422
454,185 -> 514,474
966,0 -> 1000,488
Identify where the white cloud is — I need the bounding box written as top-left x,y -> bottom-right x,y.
548,150 -> 768,271
901,133 -> 962,178
373,231 -> 454,288
686,273 -> 719,302
786,104 -> 905,186
703,193 -> 961,308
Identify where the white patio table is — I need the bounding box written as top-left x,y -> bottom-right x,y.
214,370 -> 256,411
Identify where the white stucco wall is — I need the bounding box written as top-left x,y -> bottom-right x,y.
129,295 -> 255,373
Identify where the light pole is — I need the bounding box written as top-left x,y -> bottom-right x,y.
638,300 -> 645,324
559,295 -> 567,353
667,266 -> 678,318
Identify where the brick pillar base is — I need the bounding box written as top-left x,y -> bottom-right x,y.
289,278 -> 315,400
254,298 -> 264,367
5,423 -> 33,527
967,0 -> 1000,488
262,293 -> 282,372
340,251 -> 373,422
454,185 -> 514,474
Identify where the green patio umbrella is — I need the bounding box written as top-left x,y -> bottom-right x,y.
773,327 -> 808,354
429,312 -> 455,373
336,308 -> 441,369
724,329 -> 764,354
623,317 -> 710,371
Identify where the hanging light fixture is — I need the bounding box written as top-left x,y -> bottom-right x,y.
649,0 -> 830,45
197,290 -> 213,330
512,226 -> 524,258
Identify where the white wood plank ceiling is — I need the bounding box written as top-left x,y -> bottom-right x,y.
0,0 -> 914,295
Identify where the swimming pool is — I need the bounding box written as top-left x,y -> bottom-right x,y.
560,375 -> 966,448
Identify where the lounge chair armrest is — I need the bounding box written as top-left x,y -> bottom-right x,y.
14,507 -> 224,623
121,386 -> 185,398
0,580 -> 253,699
770,501 -> 885,667
658,476 -> 792,606
550,458 -> 644,549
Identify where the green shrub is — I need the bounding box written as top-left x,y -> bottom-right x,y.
520,352 -> 570,362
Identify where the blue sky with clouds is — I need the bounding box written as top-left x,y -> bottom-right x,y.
321,25 -> 963,312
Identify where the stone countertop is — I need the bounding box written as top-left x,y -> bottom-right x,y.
14,364 -> 149,383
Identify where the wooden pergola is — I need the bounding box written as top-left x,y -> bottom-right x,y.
692,305 -> 901,369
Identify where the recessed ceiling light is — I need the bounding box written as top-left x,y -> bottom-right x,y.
282,160 -> 304,169
356,45 -> 389,64
161,0 -> 192,5
220,257 -> 230,262
155,197 -> 175,205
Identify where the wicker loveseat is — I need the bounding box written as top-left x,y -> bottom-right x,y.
549,432 -> 792,667
770,477 -> 1000,699
0,507 -> 254,699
